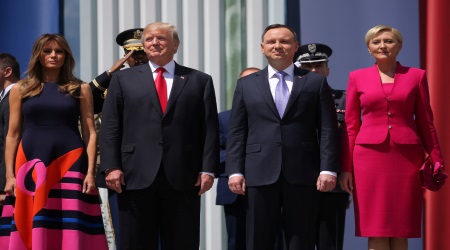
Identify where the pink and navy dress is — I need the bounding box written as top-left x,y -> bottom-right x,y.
0,82 -> 107,250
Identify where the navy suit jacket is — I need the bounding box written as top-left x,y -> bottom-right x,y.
99,62 -> 220,191
0,91 -> 11,191
215,110 -> 239,205
226,66 -> 340,187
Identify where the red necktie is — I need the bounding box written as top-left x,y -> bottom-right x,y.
155,67 -> 167,113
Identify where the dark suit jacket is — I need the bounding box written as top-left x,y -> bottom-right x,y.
0,90 -> 12,191
330,89 -> 347,193
99,63 -> 220,191
226,66 -> 339,187
215,110 -> 238,205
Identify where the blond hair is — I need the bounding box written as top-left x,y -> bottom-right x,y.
142,22 -> 180,45
365,25 -> 403,46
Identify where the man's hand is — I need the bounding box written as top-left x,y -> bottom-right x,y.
105,168 -> 125,193
338,172 -> 353,194
195,173 -> 214,195
316,174 -> 336,192
228,175 -> 246,195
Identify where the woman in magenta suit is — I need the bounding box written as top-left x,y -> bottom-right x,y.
339,25 -> 444,250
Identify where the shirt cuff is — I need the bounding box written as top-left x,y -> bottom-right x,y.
229,173 -> 243,178
200,172 -> 214,177
320,171 -> 337,177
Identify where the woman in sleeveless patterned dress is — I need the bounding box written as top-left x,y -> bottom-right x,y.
0,34 -> 107,250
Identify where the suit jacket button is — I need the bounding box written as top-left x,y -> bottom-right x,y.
277,142 -> 281,146
388,125 -> 392,129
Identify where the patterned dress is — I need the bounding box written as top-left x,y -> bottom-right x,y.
0,82 -> 107,250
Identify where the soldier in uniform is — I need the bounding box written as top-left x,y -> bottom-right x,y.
90,28 -> 148,114
90,28 -> 149,250
296,43 -> 349,250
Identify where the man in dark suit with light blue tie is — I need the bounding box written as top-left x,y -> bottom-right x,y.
226,24 -> 340,250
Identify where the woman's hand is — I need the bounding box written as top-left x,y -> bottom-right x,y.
338,172 -> 353,194
83,174 -> 96,194
4,176 -> 16,197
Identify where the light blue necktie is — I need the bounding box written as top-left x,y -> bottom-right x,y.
274,71 -> 289,117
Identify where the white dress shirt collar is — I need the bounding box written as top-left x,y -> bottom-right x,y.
267,64 -> 295,79
0,83 -> 15,102
148,60 -> 176,75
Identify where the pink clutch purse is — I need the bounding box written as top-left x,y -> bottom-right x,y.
419,156 -> 447,191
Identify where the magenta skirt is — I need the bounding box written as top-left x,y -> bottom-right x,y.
352,135 -> 424,237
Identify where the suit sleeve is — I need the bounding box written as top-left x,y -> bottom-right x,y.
98,73 -> 123,173
341,72 -> 361,172
414,71 -> 444,165
89,71 -> 111,114
0,104 -> 9,191
317,77 -> 340,172
225,79 -> 247,176
218,112 -> 227,175
201,76 -> 220,175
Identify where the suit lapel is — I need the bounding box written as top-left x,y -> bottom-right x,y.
368,64 -> 388,98
371,62 -> 405,99
166,63 -> 188,115
285,67 -> 308,115
255,67 -> 279,118
391,62 -> 405,98
137,64 -> 164,116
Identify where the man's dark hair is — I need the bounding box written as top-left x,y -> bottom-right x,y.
261,24 -> 298,42
0,53 -> 20,78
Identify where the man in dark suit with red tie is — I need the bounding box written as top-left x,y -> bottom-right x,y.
226,24 -> 340,250
99,22 -> 219,250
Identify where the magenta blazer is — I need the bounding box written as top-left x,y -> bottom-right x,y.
341,62 -> 444,172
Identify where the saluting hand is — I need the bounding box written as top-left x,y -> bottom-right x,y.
107,50 -> 134,76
